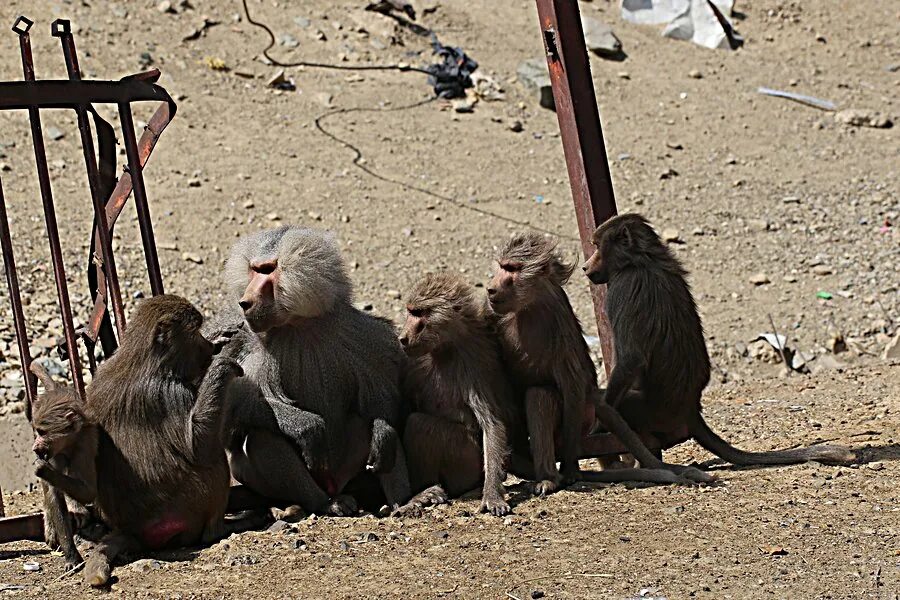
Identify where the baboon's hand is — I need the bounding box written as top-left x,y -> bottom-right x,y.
210,323 -> 243,356
294,413 -> 330,473
366,419 -> 398,474
33,458 -> 54,480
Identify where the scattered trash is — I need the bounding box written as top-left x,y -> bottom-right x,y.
816,291 -> 833,300
582,16 -> 623,59
267,69 -> 296,91
517,58 -> 554,110
534,195 -> 544,204
757,87 -> 836,111
470,72 -> 505,101
203,56 -> 228,71
426,35 -> 478,99
622,0 -> 742,50
834,109 -> 893,129
22,561 -> 40,572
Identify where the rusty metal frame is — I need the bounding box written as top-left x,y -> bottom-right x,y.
0,16 -> 175,542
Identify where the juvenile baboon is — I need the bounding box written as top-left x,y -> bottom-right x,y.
399,273 -> 516,516
488,232 -> 711,494
84,295 -> 243,586
583,213 -> 855,467
218,226 -> 412,516
29,361 -> 98,570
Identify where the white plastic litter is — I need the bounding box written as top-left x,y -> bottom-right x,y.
621,0 -> 741,50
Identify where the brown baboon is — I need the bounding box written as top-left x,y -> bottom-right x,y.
84,295 -> 243,586
583,213 -> 855,467
217,226 -> 412,516
29,361 -> 98,570
399,273 -> 516,516
488,232 -> 711,495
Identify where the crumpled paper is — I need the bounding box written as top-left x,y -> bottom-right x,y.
621,0 -> 742,50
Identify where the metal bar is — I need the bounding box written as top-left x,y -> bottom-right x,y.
0,513 -> 44,543
118,103 -> 164,295
0,177 -> 36,419
0,77 -> 173,109
534,0 -> 618,375
14,17 -> 86,400
52,19 -> 127,341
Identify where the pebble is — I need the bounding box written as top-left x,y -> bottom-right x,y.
308,211 -> 323,221
401,227 -> 414,237
266,212 -> 281,221
182,252 -> 203,265
243,200 -> 255,209
812,265 -> 833,276
661,228 -> 681,243
749,272 -> 770,285
659,168 -> 678,180
688,69 -> 702,79
834,109 -> 892,129
517,58 -> 554,110
130,559 -> 163,574
279,34 -> 300,48
432,530 -> 449,540
507,119 -> 524,133
360,532 -> 379,542
748,218 -> 769,232
157,0 -> 174,13
0,163 -> 10,172
783,274 -> 798,283
617,71 -> 630,79
46,126 -> 65,141
386,290 -> 401,300
267,520 -> 290,533
188,178 -> 201,187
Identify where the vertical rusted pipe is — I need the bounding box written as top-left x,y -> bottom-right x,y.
14,16 -> 86,400
0,177 -> 37,420
533,0 -> 618,376
52,18 -> 127,338
118,103 -> 164,296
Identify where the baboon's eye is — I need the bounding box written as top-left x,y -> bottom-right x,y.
502,262 -> 522,273
409,308 -> 424,318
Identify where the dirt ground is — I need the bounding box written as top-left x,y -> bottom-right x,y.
0,0 -> 898,597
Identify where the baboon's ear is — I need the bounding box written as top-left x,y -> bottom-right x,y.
153,320 -> 173,348
620,224 -> 634,249
64,410 -> 79,424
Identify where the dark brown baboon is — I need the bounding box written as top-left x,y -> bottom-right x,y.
488,232 -> 711,494
84,295 -> 243,586
583,213 -> 855,467
399,273 -> 515,516
217,226 -> 412,516
29,361 -> 98,570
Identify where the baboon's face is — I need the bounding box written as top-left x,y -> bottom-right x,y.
399,306 -> 441,357
31,393 -> 83,460
238,257 -> 292,333
582,245 -> 609,285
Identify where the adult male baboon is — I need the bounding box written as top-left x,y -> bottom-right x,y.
488,232 -> 711,495
582,213 -> 855,467
85,295 -> 243,586
399,273 -> 516,516
219,226 -> 412,516
29,362 -> 97,570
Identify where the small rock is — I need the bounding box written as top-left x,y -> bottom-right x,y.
279,33 -> 300,48
517,58 -> 554,110
188,178 -> 202,188
291,539 -> 308,550
360,532 -> 379,542
267,70 -> 295,91
6,401 -> 25,415
46,126 -> 65,141
691,227 -> 704,236
339,541 -> 350,551
266,212 -> 281,221
386,290 -> 401,300
0,163 -> 10,172
812,265 -> 833,276
315,92 -> 334,108
531,591 -> 545,599
507,119 -> 524,133
883,331 -> 900,360
130,559 -> 163,574
748,218 -> 769,232
617,71 -> 630,79
243,200 -> 255,209
688,69 -> 703,79
659,168 -> 678,180
782,196 -> 801,204
401,227 -> 414,237
665,141 -> 683,150
581,16 -> 622,58
749,272 -> 770,285
182,252 -> 203,265
157,0 -> 175,13
294,17 -> 311,28
451,97 -> 475,113
783,274 -> 798,283
834,109 -> 892,129
308,211 -> 323,221
828,333 -> 847,354
661,228 -> 681,243
867,461 -> 884,471
267,520 -> 290,533
432,530 -> 449,540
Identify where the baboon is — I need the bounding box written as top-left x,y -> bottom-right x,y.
218,226 -> 412,516
583,213 -> 855,467
488,232 -> 711,495
29,361 -> 98,570
399,273 -> 515,516
84,295 -> 243,586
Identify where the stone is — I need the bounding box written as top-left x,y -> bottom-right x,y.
46,126 -> 65,141
688,69 -> 703,79
749,272 -> 770,285
182,252 -> 203,265
884,331 -> 900,360
187,178 -> 201,187
507,119 -> 523,133
812,264 -> 833,276
279,34 -> 300,48
517,58 -> 554,110
130,559 -> 163,574
451,97 -> 475,113
242,200 -> 255,209
158,0 -> 175,13
267,520 -> 290,533
748,219 -> 769,232
661,228 -> 681,243
386,290 -> 402,300
834,109 -> 892,129
581,16 -> 622,58
0,163 -> 10,172
266,212 -> 281,221
659,168 -> 678,179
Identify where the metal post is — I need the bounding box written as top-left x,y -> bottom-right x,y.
13,16 -> 86,399
52,18 -> 127,338
0,177 -> 36,419
534,0 -> 618,375
118,103 -> 164,296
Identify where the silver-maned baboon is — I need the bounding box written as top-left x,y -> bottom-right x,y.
218,226 -> 411,516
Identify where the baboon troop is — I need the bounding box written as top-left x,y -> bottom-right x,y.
21,215 -> 855,583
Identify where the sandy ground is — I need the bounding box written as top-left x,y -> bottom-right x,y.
0,0 -> 898,597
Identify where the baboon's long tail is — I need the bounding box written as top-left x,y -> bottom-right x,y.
688,411 -> 856,466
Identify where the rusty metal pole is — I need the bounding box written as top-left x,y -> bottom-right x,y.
51,18 -> 127,338
118,103 -> 164,296
13,16 -> 86,400
0,177 -> 37,418
534,0 -> 618,376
